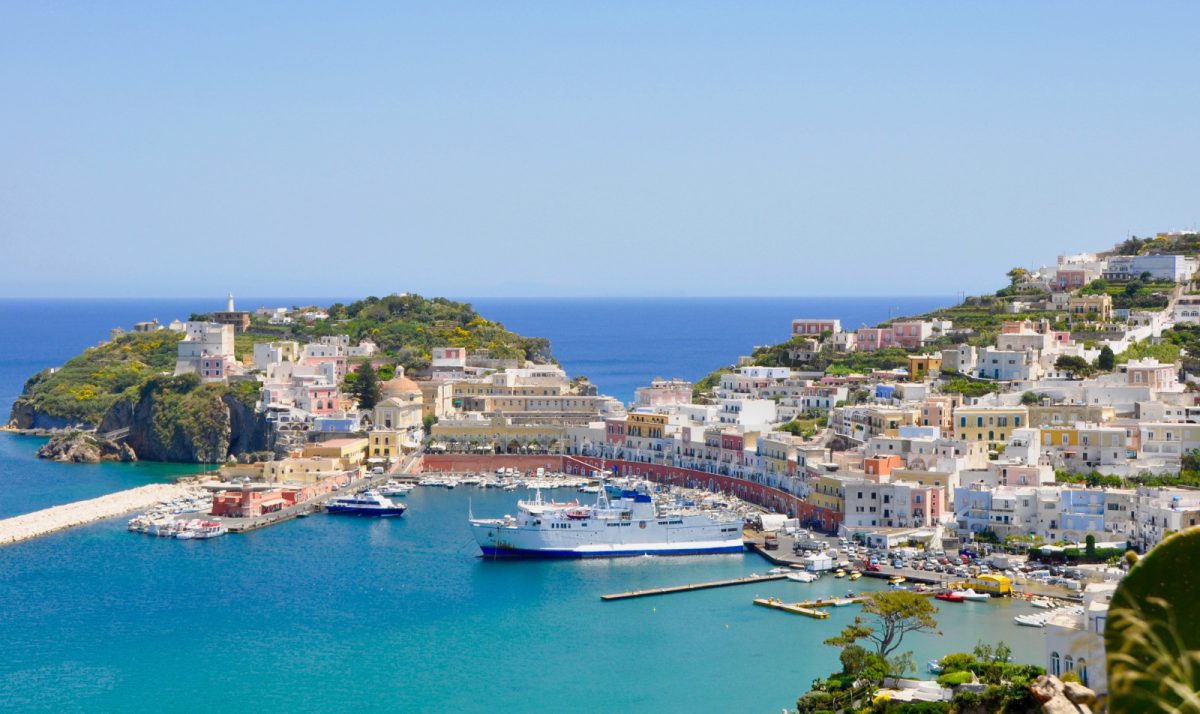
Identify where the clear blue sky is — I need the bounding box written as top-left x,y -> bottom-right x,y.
2,3 -> 1197,298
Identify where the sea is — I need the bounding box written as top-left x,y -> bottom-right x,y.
0,297 -> 1048,713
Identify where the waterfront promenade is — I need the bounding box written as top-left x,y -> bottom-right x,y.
0,483 -> 194,546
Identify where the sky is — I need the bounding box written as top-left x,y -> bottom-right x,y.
1,2 -> 1198,298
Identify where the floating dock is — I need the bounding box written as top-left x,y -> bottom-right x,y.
600,572 -> 789,601
753,598 -> 830,618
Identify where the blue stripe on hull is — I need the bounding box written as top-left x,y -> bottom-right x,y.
479,544 -> 745,558
326,507 -> 407,517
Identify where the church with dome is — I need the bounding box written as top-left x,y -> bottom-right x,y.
369,371 -> 425,460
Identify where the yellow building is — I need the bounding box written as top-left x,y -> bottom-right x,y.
626,412 -> 668,439
368,430 -> 403,460
263,456 -> 346,484
953,406 -> 1029,445
1066,294 -> 1113,322
303,437 -> 368,469
431,416 -> 566,453
807,474 -> 849,514
907,354 -> 943,382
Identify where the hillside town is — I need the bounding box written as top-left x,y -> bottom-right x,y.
86,234 -> 1200,703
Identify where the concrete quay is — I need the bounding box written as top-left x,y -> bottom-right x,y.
219,452 -> 422,533
0,483 -> 195,546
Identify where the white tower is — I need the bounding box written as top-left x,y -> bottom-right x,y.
226,292 -> 235,312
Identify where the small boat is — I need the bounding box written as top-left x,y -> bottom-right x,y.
786,571 -> 819,583
379,481 -> 413,497
834,569 -> 847,579
326,490 -> 408,517
848,571 -> 862,581
1014,614 -> 1046,628
954,589 -> 990,602
927,659 -> 945,674
935,592 -> 965,603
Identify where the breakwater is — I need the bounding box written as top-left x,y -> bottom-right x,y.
0,483 -> 194,546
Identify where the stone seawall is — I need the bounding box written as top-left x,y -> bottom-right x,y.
0,483 -> 193,546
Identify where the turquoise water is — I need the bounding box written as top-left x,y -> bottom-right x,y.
3,296 -> 1034,713
0,434 -> 201,519
1,480 -> 1044,712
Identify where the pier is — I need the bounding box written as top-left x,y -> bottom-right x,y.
753,598 -> 831,618
0,483 -> 195,546
600,572 -> 789,601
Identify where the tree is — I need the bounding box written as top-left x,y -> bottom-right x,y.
1098,345 -> 1116,371
824,591 -> 939,671
1006,267 -> 1030,286
349,361 -> 382,411
1055,355 -> 1094,378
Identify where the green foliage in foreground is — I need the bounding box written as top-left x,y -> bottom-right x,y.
14,331 -> 182,426
1106,527 -> 1200,712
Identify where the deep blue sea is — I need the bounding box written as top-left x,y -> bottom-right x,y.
0,296 -> 1052,713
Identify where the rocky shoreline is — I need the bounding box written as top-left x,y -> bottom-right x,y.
34,430 -> 138,464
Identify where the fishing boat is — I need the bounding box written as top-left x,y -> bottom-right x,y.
325,490 -> 407,517
935,592 -> 965,603
469,483 -> 743,558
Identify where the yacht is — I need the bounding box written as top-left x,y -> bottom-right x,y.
326,490 -> 408,517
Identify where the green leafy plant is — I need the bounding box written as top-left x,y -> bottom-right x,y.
1105,528 -> 1200,712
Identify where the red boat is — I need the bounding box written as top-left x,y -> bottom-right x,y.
935,592 -> 965,603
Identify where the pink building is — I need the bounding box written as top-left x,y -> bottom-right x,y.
792,319 -> 841,336
303,385 -> 339,415
605,417 -> 626,445
199,353 -> 237,383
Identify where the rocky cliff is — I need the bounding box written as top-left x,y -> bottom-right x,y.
36,431 -> 138,463
96,375 -> 268,463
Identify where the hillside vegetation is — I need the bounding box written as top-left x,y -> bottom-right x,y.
12,331 -> 183,427
201,294 -> 553,372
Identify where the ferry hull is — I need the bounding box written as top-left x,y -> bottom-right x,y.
479,542 -> 745,558
326,505 -> 407,517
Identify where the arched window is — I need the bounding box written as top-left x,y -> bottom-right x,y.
1051,652 -> 1061,676
1064,655 -> 1074,672
1078,658 -> 1088,686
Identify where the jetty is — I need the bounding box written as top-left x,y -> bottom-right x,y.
0,483 -> 195,546
753,597 -> 831,618
600,572 -> 789,601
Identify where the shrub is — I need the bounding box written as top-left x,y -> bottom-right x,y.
937,671 -> 974,687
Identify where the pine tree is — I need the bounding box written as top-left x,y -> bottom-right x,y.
354,362 -> 382,411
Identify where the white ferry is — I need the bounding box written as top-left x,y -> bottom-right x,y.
469,483 -> 744,558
